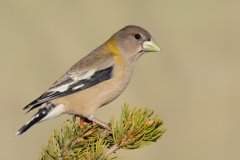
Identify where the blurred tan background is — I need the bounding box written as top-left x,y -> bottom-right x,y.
1,0 -> 240,159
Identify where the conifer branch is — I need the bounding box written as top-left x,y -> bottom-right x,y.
39,104 -> 166,160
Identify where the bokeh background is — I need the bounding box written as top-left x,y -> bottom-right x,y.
1,0 -> 240,159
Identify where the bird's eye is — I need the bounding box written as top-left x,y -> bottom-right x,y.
134,34 -> 142,40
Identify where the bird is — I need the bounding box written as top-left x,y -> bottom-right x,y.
15,25 -> 161,136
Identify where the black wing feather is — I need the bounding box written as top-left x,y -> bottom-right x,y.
23,66 -> 113,112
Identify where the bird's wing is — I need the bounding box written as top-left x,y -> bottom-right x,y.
23,66 -> 113,112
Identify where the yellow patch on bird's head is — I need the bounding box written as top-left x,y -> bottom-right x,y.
107,37 -> 119,55
106,37 -> 125,63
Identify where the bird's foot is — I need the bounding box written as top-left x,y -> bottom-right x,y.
77,117 -> 90,129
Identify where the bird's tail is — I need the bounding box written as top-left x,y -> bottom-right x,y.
15,103 -> 64,137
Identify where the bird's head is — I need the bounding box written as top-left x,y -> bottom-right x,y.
107,25 -> 161,63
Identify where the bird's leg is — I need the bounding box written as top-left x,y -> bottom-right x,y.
87,114 -> 111,136
91,118 -> 111,131
92,118 -> 111,137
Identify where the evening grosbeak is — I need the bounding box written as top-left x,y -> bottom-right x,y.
15,25 -> 161,136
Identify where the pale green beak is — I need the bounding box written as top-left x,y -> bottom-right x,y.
142,38 -> 161,52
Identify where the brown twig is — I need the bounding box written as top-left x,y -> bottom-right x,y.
99,144 -> 120,160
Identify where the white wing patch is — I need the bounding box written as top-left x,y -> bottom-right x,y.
49,69 -> 96,93
72,84 -> 84,90
49,84 -> 69,92
70,69 -> 96,81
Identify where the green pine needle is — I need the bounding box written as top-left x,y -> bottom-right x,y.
39,104 -> 166,160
